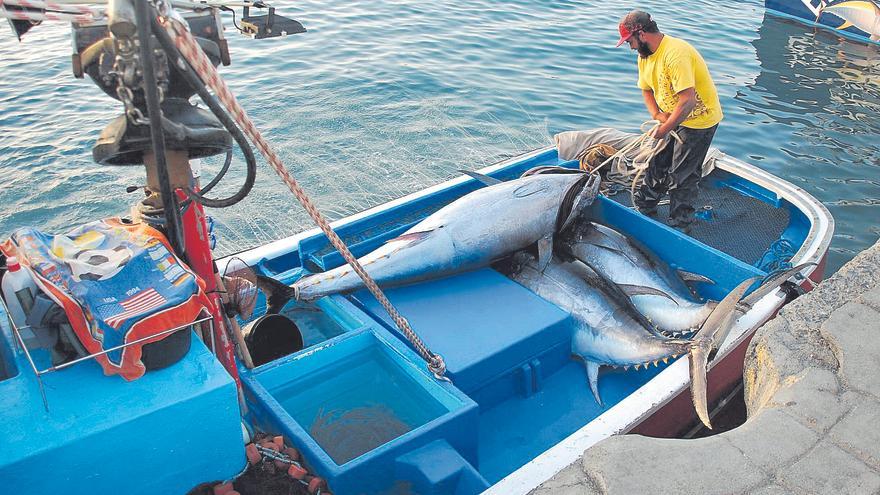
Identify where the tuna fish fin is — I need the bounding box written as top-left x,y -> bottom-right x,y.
585,227 -> 641,266
584,359 -> 603,406
695,276 -> 761,354
537,235 -> 553,271
689,342 -> 712,429
590,239 -> 629,257
256,274 -> 297,313
386,230 -> 434,245
458,169 -> 503,186
617,284 -> 679,305
836,20 -> 854,30
577,262 -> 667,338
521,165 -> 584,177
740,262 -> 816,308
676,269 -> 715,286
687,276 -> 761,429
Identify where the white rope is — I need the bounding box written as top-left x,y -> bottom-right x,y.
586,121 -> 682,205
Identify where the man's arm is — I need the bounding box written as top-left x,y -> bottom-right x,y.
641,90 -> 669,123
653,87 -> 696,139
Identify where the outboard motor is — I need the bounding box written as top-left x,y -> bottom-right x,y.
4,0 -> 306,377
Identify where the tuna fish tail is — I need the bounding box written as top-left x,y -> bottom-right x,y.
255,274 -> 297,313
687,276 -> 760,429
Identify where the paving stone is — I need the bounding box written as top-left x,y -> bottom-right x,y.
727,408 -> 819,471
745,324 -> 839,415
749,484 -> 792,495
770,369 -> 848,433
529,463 -> 590,495
860,285 -> 880,312
581,435 -> 765,495
819,302 -> 880,397
829,396 -> 880,469
780,440 -> 880,495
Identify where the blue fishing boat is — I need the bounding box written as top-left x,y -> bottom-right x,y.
765,0 -> 880,44
0,2 -> 834,495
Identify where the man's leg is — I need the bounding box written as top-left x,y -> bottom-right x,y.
633,140 -> 674,217
667,124 -> 718,232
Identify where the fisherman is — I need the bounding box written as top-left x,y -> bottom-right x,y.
616,10 -> 723,233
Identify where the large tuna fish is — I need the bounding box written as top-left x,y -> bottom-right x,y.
292,172 -> 599,301
504,252 -> 758,429
559,221 -> 716,336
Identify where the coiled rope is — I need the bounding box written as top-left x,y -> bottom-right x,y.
757,238 -> 797,283
156,7 -> 449,381
580,121 -> 682,205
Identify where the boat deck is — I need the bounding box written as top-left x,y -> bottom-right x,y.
609,174 -> 792,266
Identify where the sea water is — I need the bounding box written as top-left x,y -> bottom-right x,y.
0,1 -> 877,274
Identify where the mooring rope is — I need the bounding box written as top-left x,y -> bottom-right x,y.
157,9 -> 449,381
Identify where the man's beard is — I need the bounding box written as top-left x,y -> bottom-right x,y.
637,39 -> 654,58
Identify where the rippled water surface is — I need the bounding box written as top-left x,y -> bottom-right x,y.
1,1 -> 878,273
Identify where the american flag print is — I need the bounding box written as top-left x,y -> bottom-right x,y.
101,288 -> 167,329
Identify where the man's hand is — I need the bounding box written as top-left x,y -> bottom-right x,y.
650,88 -> 697,140
652,111 -> 671,123
652,123 -> 672,140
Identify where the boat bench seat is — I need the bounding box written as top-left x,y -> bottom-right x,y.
351,268 -> 572,397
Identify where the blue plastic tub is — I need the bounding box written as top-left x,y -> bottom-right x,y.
242,325 -> 483,494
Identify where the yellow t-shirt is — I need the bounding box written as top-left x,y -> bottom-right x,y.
637,35 -> 723,129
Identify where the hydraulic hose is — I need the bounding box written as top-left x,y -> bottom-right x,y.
150,11 -> 257,209
132,0 -> 186,254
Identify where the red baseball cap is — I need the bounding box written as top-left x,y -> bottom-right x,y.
615,10 -> 652,47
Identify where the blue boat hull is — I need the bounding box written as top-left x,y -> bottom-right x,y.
765,0 -> 880,44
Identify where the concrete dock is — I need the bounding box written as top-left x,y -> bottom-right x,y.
534,239 -> 880,494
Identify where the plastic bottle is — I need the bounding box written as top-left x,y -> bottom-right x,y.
2,257 -> 39,339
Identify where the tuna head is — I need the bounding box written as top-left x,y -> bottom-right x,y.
292,172 -> 599,301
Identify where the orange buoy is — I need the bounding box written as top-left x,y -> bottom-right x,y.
283,447 -> 301,462
245,444 -> 261,465
272,435 -> 285,449
287,463 -> 308,480
307,476 -> 327,494
212,482 -> 234,495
